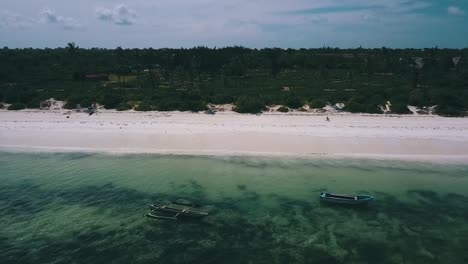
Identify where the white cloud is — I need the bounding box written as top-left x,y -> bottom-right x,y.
96,4 -> 137,25
390,1 -> 432,13
96,9 -> 113,21
448,6 -> 465,16
40,8 -> 83,30
1,0 -> 467,48
42,8 -> 59,23
361,13 -> 380,22
0,11 -> 31,29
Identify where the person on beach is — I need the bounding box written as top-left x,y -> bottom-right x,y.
326,116 -> 330,122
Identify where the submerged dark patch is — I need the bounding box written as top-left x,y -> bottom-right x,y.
2,186 -> 468,264
1,153 -> 468,263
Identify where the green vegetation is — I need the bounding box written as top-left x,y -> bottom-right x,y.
234,96 -> 265,114
63,102 -> 77,109
284,94 -> 303,109
309,99 -> 327,109
0,45 -> 467,116
7,103 -> 26,110
391,103 -> 412,114
277,106 -> 289,112
116,102 -> 133,111
436,104 -> 465,117
134,101 -> 153,111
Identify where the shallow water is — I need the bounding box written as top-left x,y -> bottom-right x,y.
1,152 -> 467,264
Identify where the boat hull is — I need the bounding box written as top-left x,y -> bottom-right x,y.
146,212 -> 177,220
320,193 -> 374,205
150,205 -> 208,218
147,202 -> 209,220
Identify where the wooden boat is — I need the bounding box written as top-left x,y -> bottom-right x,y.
146,201 -> 208,220
320,192 -> 374,205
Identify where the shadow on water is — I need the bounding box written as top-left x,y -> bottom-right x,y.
1,154 -> 468,263
1,181 -> 468,263
211,155 -> 319,170
63,153 -> 96,161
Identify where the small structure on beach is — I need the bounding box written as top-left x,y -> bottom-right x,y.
334,103 -> 345,110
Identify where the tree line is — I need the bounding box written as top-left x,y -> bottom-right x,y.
0,44 -> 467,116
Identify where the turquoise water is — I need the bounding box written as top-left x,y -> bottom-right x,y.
0,152 -> 468,264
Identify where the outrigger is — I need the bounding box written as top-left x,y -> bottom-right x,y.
146,201 -> 208,220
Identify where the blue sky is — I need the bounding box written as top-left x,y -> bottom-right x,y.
0,0 -> 467,48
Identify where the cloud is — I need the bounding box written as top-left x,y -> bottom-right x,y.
448,6 -> 465,16
282,1 -> 432,16
283,5 -> 379,15
389,1 -> 432,13
361,13 -> 380,22
40,8 -> 83,30
96,4 -> 137,25
42,8 -> 59,23
1,11 -> 25,29
96,9 -> 113,21
2,0 -> 468,48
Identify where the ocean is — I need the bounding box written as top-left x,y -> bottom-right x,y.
0,152 -> 467,264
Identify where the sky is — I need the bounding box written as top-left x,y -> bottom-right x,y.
0,0 -> 467,49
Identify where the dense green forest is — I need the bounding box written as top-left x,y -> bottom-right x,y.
0,44 -> 467,116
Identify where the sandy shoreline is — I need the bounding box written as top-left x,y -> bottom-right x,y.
1,109 -> 468,163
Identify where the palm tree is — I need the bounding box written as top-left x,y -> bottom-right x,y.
66,42 -> 77,54
66,42 -> 79,76
66,42 -> 85,92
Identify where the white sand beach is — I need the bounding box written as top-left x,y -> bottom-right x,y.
1,109 -> 468,162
